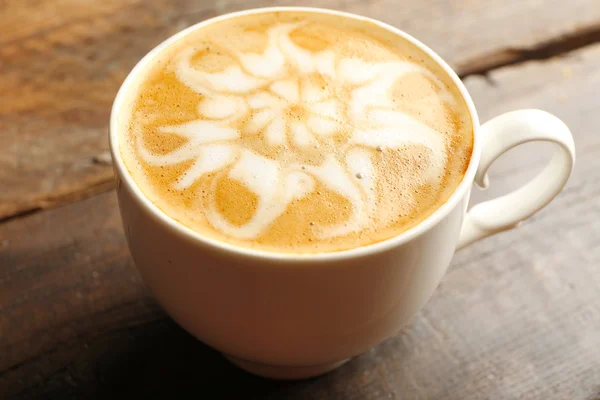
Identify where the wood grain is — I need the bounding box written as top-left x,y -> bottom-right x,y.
1,42 -> 600,399
2,0 -> 600,220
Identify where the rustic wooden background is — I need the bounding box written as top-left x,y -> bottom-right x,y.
1,1 -> 600,399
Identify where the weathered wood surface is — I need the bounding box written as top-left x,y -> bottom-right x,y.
2,33 -> 599,398
2,0 -> 600,221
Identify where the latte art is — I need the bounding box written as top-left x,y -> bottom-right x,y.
121,12 -> 473,253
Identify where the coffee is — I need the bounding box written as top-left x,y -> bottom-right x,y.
119,11 -> 473,253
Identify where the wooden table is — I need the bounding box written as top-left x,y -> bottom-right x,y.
1,1 -> 599,398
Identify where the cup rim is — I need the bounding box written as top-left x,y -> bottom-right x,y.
109,6 -> 482,261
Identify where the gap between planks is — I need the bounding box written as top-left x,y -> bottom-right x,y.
457,21 -> 600,78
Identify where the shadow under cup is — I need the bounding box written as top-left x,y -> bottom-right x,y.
109,6 -> 485,379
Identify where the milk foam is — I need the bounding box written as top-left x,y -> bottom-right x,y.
132,17 -> 464,244
205,150 -> 316,239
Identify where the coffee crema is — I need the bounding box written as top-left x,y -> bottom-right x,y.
119,11 -> 473,253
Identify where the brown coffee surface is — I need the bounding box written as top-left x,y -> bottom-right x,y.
119,11 -> 473,253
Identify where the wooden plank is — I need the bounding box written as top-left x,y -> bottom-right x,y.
2,0 -> 600,220
1,43 -> 600,399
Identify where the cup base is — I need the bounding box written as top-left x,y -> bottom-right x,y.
224,354 -> 350,380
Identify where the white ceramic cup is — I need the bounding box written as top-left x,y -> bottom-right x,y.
109,7 -> 576,380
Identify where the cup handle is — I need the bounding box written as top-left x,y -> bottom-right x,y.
457,109 -> 575,250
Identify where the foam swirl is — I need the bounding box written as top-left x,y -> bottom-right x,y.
136,21 -> 454,240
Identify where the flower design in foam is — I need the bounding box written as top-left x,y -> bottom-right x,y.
138,23 -> 453,240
